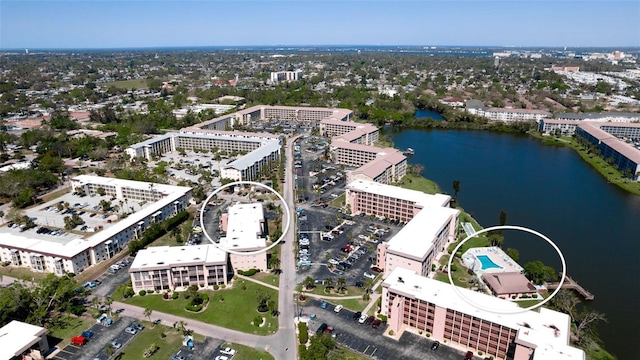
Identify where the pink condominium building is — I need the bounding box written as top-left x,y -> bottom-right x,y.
383,267 -> 585,360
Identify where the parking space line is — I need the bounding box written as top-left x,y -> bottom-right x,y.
362,345 -> 370,354
369,347 -> 377,356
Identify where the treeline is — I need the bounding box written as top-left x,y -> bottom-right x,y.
127,210 -> 190,254
0,273 -> 87,327
0,168 -> 60,208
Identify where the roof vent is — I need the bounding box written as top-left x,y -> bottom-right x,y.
398,277 -> 404,283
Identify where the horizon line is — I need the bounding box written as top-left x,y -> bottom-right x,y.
2,44 -> 640,52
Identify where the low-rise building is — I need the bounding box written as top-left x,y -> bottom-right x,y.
466,100 -> 551,122
129,245 -> 228,293
220,202 -> 268,272
0,320 -> 50,360
575,123 -> 640,179
382,268 -> 585,360
320,119 -> 379,145
0,176 -> 191,275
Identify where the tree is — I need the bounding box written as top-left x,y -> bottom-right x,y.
103,343 -> 115,358
304,276 -> 315,289
488,232 -> 504,248
0,210 -> 4,224
269,256 -> 281,271
91,296 -> 101,310
523,261 -> 558,285
324,277 -> 334,290
144,308 -> 153,321
256,290 -> 271,312
505,248 -> 519,262
104,296 -> 113,315
337,277 -> 346,293
499,210 -> 508,226
452,179 -> 460,199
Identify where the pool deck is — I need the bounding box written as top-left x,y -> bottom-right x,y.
462,246 -> 523,276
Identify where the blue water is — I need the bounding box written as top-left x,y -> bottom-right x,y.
477,255 -> 502,270
415,109 -> 445,120
389,128 -> 640,359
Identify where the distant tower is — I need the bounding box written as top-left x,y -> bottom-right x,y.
25,49 -> 28,54
494,56 -> 500,68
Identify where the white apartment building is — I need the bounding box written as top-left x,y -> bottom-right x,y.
466,100 -> 551,122
220,140 -> 281,181
270,70 -> 303,83
0,320 -> 50,360
220,203 -> 268,272
0,176 -> 192,275
129,245 -> 228,293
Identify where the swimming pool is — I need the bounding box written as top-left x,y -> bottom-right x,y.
477,255 -> 502,271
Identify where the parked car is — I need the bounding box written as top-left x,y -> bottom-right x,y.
81,330 -> 94,339
171,355 -> 186,360
321,301 -> 329,309
220,347 -> 236,356
316,323 -> 328,334
372,319 -> 382,328
431,341 -> 440,350
465,351 -> 474,359
358,314 -> 368,324
365,316 -> 375,325
364,272 -> 375,279
110,341 -> 122,349
132,322 -> 144,330
71,336 -> 87,346
334,304 -> 343,313
124,326 -> 138,335
352,311 -> 362,320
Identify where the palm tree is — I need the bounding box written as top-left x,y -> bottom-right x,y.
104,296 -> 113,315
452,180 -> 460,199
143,308 -> 153,322
337,277 -> 346,293
304,276 -> 315,289
324,277 -> 334,290
269,256 -> 281,271
103,343 -> 115,358
176,320 -> 188,335
91,296 -> 101,310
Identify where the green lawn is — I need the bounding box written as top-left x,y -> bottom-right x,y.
48,316 -> 94,342
396,173 -> 440,195
328,193 -> 346,208
331,298 -> 370,312
0,266 -> 51,281
220,342 -> 275,360
117,323 -> 185,360
447,235 -> 490,257
103,79 -> 149,90
434,256 -> 473,289
40,186 -> 71,203
251,272 -> 280,287
114,281 -> 279,335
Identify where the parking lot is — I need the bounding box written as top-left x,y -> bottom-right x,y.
305,299 -> 470,360
90,257 -> 134,297
296,204 -> 403,287
52,317 -> 137,360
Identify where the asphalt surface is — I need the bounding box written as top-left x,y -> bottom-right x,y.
306,298 -> 472,360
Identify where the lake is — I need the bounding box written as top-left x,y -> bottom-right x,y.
415,109 -> 445,120
389,128 -> 639,359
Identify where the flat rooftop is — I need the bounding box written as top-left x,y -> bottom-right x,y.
219,202 -> 266,252
384,268 -> 582,357
347,179 -> 451,208
0,320 -> 47,360
224,139 -> 281,171
386,206 -> 459,260
129,245 -> 227,271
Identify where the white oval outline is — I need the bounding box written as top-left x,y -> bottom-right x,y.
447,225 -> 566,314
199,181 -> 291,255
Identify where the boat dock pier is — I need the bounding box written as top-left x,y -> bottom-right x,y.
547,273 -> 594,300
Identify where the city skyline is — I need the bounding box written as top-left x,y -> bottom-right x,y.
1,0 -> 639,49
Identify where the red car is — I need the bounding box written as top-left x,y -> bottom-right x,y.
71,336 -> 87,346
465,351 -> 474,359
372,319 -> 382,328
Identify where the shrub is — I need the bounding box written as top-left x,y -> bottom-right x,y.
213,284 -> 220,290
253,316 -> 262,327
163,293 -> 169,299
298,322 -> 309,344
377,314 -> 388,322
478,351 -> 483,355
238,268 -> 260,276
419,330 -> 423,335
172,292 -> 179,300
450,264 -> 458,272
199,283 -> 204,288
388,330 -> 394,336
426,332 -> 431,337
139,290 -> 147,296
160,332 -> 166,338
233,275 -> 238,280
221,284 -> 226,289
124,288 -> 135,298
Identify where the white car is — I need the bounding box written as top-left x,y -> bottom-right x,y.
328,259 -> 339,265
334,304 -> 343,313
358,314 -> 368,324
364,272 -> 376,279
215,356 -> 229,360
220,347 -> 236,355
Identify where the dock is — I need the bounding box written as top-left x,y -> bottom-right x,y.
547,273 -> 594,300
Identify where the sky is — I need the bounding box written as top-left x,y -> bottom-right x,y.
0,0 -> 638,49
